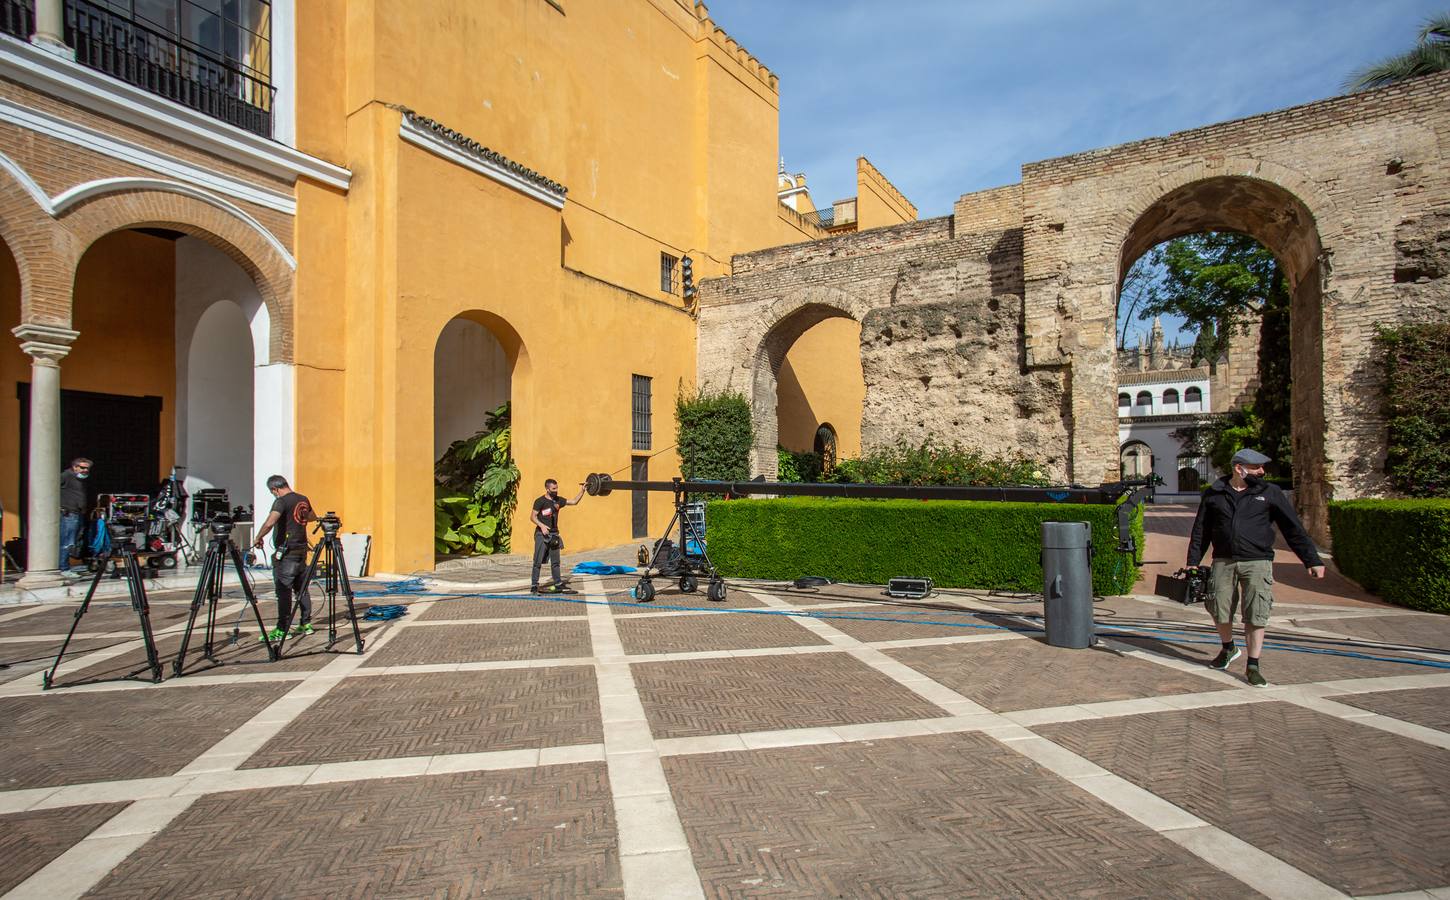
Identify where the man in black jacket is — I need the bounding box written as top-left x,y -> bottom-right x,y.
1187,448 -> 1325,687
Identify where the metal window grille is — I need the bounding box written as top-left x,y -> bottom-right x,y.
659,253 -> 678,294
631,374 -> 652,451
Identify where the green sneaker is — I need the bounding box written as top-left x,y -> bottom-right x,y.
1246,665 -> 1268,688
260,628 -> 286,643
290,623 -> 315,637
1208,646 -> 1241,670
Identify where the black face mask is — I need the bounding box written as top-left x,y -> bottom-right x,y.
1242,474 -> 1264,488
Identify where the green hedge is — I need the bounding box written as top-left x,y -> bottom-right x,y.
705,498 -> 1143,595
1328,499 -> 1450,614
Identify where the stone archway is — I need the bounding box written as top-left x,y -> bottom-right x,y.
747,294 -> 866,477
1108,173 -> 1331,536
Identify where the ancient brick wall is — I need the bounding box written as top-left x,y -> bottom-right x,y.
699,71 -> 1450,539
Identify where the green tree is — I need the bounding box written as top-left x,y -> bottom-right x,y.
1345,13 -> 1450,91
1134,231 -> 1294,478
1137,232 -> 1278,367
675,387 -> 752,481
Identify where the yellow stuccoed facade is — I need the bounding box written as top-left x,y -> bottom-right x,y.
287,0 -> 867,573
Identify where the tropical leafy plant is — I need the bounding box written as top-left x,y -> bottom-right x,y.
1345,13 -> 1450,91
434,402 -> 520,556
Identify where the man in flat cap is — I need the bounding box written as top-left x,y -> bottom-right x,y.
1187,448 -> 1325,686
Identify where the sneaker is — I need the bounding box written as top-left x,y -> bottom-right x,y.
1209,646 -> 1241,670
1246,665 -> 1269,688
290,623 -> 314,637
529,585 -> 541,594
260,628 -> 286,643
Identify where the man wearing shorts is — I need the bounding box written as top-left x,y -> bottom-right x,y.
1187,448 -> 1326,686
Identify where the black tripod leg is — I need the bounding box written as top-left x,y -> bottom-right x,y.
173,542 -> 217,677
127,552 -> 164,684
228,541 -> 276,660
202,546 -> 224,662
42,560 -> 108,689
329,541 -> 364,654
647,506 -> 685,577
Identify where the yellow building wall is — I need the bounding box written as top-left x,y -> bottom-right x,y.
776,318 -> 864,460
293,0 -> 802,571
0,232 -> 176,541
854,157 -> 917,230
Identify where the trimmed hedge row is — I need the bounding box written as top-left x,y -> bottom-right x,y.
705,498 -> 1143,595
1328,499 -> 1450,614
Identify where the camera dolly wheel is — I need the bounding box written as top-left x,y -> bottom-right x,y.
707,578 -> 726,603
635,577 -> 655,603
679,574 -> 697,593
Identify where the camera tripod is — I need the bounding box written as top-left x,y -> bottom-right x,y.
634,484 -> 725,603
43,542 -> 162,689
172,520 -> 276,676
276,512 -> 364,656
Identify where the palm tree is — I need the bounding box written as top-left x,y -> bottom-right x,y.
1346,13 -> 1450,91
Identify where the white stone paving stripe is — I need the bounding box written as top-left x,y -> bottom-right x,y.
583,576 -> 705,900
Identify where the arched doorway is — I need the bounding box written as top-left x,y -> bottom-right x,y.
1,237 -> 25,561
1114,175 -> 1328,535
432,313 -> 518,560
754,304 -> 863,477
1120,440 -> 1154,480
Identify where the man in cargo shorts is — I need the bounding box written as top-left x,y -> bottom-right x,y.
1187,448 -> 1326,687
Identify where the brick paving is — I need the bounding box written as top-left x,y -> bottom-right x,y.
0,805 -> 128,893
0,602 -> 193,636
632,653 -> 948,738
810,603 -> 1012,642
885,636 -> 1230,712
243,668 -> 602,767
86,767 -> 622,899
360,620 -> 593,667
0,571 -> 1446,898
1332,686 -> 1450,733
1040,702 -> 1450,895
665,733 -> 1256,898
59,628 -> 342,684
0,684 -> 293,788
616,611 -> 827,654
418,595 -> 588,620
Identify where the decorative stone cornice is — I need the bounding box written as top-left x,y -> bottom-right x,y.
397,108 -> 567,209
12,322 -> 79,361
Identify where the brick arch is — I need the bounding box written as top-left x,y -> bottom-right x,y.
746,287 -> 866,477
54,186 -> 295,363
0,151 -> 66,322
1100,158 -> 1340,539
1100,158 -> 1343,289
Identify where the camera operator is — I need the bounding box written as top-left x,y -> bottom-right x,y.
530,478 -> 584,594
252,475 -> 315,639
58,457 -> 92,577
1188,448 -> 1325,687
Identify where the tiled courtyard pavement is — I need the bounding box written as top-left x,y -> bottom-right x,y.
0,577 -> 1447,898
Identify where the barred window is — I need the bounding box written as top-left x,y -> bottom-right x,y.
632,374 -> 652,450
660,253 -> 678,294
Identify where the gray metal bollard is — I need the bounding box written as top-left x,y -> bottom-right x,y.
1041,521 -> 1095,649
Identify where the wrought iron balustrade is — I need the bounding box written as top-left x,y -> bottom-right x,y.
798,207 -> 835,228
64,0 -> 274,138
1,0 -> 34,40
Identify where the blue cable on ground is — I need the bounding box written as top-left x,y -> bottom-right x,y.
352,577 -> 427,597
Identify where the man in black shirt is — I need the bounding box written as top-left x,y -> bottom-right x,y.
58,457 -> 92,576
1188,448 -> 1325,687
252,475 -> 315,639
530,478 -> 585,594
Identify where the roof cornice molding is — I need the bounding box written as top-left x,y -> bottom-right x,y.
398,109 -> 567,210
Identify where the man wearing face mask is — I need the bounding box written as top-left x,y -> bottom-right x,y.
530,478 -> 585,594
1188,448 -> 1326,687
58,457 -> 93,577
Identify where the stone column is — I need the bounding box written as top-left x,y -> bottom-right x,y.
13,323 -> 79,589
31,0 -> 71,57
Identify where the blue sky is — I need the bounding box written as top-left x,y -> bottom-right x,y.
714,1 -> 1446,217
710,0 -> 1446,345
